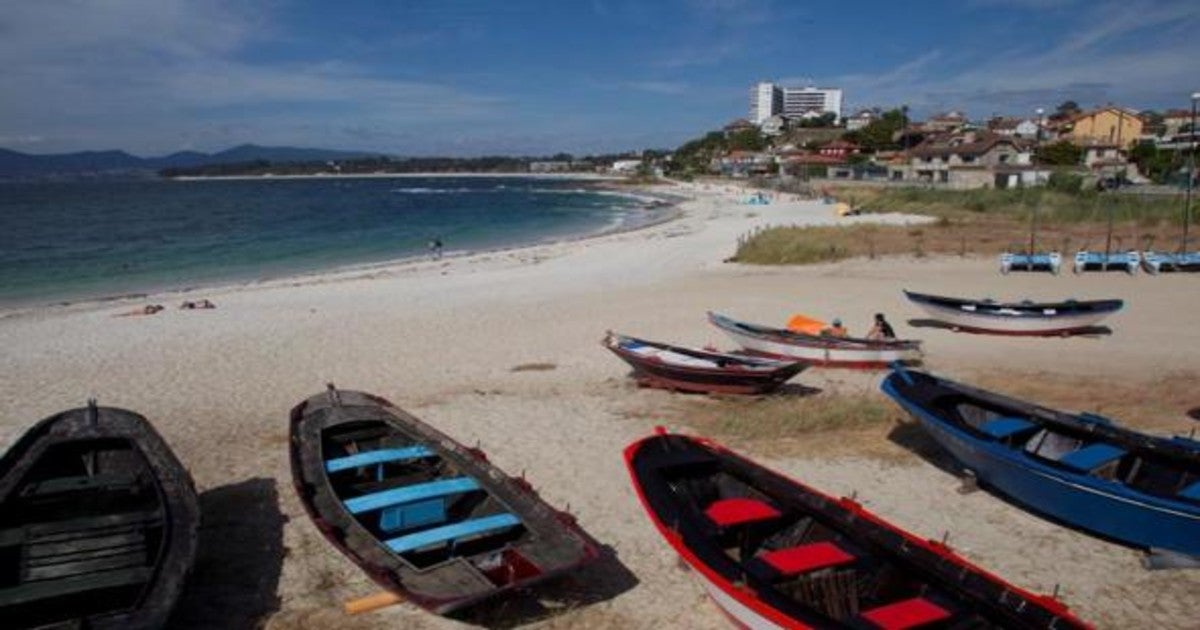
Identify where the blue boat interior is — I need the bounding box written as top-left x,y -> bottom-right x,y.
945,399 -> 1200,504
321,420 -> 526,568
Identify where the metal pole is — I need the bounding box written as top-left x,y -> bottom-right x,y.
1031,108 -> 1043,257
1185,93 -> 1198,253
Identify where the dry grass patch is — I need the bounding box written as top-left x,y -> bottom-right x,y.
735,185 -> 1191,265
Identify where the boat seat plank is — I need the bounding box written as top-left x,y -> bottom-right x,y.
326,445 -> 434,473
860,596 -> 951,629
0,510 -> 163,547
1059,443 -> 1127,472
0,566 -> 152,607
705,497 -> 781,528
20,473 -> 141,497
979,417 -> 1036,439
385,513 -> 521,553
344,477 -> 479,514
759,541 -> 855,576
25,548 -> 147,581
1178,480 -> 1200,501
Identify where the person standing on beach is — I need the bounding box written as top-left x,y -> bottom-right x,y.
428,238 -> 444,260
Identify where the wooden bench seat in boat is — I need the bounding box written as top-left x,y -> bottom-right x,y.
978,417 -> 1036,440
325,446 -> 434,473
860,596 -> 951,630
344,477 -> 480,514
1058,443 -> 1127,473
705,497 -> 781,528
757,541 -> 856,577
385,513 -> 522,554
0,509 -> 160,608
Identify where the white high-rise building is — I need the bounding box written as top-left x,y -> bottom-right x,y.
749,82 -> 782,124
782,86 -> 842,122
749,82 -> 843,125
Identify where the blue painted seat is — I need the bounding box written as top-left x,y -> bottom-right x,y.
325,445 -> 434,473
385,513 -> 522,553
1059,443 -> 1127,472
979,417 -> 1036,439
1178,480 -> 1200,501
344,477 -> 480,514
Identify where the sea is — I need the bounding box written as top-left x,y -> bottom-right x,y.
0,176 -> 669,308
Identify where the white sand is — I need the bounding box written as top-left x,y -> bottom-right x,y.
1,181 -> 1197,628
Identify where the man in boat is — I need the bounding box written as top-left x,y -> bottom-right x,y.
867,313 -> 895,340
821,318 -> 848,337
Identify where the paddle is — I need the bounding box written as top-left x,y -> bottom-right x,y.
343,591 -> 403,615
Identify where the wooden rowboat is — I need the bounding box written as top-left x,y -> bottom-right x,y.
708,312 -> 921,369
0,402 -> 200,629
903,290 -> 1122,336
625,430 -> 1089,629
882,367 -> 1200,561
603,331 -> 807,395
289,386 -> 600,614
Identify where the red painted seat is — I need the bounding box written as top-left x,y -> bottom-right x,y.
759,541 -> 855,576
704,497 -> 781,528
861,597 -> 951,629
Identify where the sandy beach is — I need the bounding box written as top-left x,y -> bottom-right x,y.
2,181 -> 1197,629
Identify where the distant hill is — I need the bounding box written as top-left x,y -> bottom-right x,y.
0,144 -> 381,179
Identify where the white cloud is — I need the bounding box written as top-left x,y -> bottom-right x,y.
0,1 -> 508,154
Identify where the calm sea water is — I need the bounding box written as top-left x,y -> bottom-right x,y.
0,177 -> 659,307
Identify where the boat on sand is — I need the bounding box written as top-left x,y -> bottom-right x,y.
882,367 -> 1200,561
708,311 -> 921,369
603,331 -> 807,395
289,385 -> 599,614
625,429 -> 1089,629
0,401 -> 200,629
903,290 -> 1122,336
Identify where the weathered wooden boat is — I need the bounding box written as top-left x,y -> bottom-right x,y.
882,367 -> 1200,559
625,430 -> 1088,629
603,331 -> 807,395
903,290 -> 1123,336
289,386 -> 600,614
707,312 -> 921,369
0,401 -> 200,629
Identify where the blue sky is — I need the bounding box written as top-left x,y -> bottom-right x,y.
1,0 -> 1197,156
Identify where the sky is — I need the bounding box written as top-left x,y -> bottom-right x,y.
1,0 -> 1197,157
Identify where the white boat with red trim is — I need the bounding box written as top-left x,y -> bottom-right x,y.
707,312 -> 921,369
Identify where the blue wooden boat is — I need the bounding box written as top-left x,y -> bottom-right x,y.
289,386 -> 599,614
881,368 -> 1200,559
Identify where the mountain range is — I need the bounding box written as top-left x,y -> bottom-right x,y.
0,144 -> 380,178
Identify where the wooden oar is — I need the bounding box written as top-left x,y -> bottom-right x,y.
344,591 -> 403,615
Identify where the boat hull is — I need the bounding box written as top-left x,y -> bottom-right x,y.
908,302 -> 1114,336
1143,251 -> 1200,274
1073,251 -> 1139,274
289,388 -> 599,614
0,404 -> 200,630
718,328 -> 917,368
605,334 -> 806,395
882,375 -> 1200,557
625,432 -> 1086,629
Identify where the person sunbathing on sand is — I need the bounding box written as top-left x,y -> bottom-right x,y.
180,299 -> 216,310
117,304 -> 164,317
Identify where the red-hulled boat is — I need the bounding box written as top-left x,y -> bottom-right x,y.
625,430 -> 1090,629
604,331 -> 807,395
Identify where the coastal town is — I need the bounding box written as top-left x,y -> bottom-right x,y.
685,82 -> 1199,192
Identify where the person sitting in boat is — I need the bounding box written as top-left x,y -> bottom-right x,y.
821,318 -> 848,337
867,313 -> 896,340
